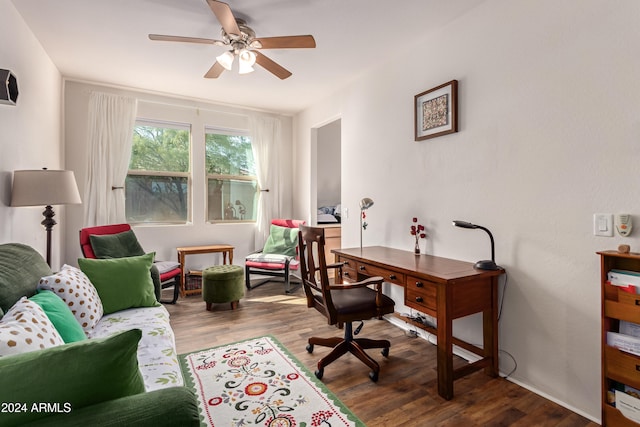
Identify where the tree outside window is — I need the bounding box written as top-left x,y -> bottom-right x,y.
126,121 -> 190,223
205,129 -> 258,222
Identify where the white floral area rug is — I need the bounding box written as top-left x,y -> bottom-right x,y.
179,335 -> 365,427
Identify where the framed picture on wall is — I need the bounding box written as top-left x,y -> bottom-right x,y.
414,80 -> 458,141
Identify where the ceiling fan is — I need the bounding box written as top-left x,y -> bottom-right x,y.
149,0 -> 316,80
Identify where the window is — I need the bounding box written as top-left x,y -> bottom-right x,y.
126,120 -> 190,223
205,128 -> 258,222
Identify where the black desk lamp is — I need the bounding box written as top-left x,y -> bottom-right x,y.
452,220 -> 500,270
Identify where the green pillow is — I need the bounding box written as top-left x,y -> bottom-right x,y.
0,329 -> 145,427
78,253 -> 160,315
89,230 -> 145,259
262,225 -> 299,257
29,291 -> 87,343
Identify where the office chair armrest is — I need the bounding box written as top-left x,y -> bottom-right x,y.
326,262 -> 344,270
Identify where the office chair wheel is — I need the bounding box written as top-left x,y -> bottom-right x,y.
369,371 -> 379,382
306,344 -> 314,353
381,347 -> 389,357
315,368 -> 324,379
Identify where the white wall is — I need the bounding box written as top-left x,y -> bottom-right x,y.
294,0 -> 640,421
0,0 -> 63,266
63,80 -> 294,271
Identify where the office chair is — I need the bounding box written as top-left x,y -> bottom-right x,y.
297,225 -> 395,381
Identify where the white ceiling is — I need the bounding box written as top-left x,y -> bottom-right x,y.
11,0 -> 485,114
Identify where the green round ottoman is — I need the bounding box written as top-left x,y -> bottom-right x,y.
202,265 -> 244,310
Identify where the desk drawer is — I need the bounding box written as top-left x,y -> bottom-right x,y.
341,266 -> 358,282
336,256 -> 358,283
406,275 -> 437,312
356,264 -> 404,286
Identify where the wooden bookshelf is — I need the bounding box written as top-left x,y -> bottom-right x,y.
599,250 -> 640,426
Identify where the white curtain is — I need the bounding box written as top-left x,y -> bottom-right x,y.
250,115 -> 282,249
84,92 -> 138,226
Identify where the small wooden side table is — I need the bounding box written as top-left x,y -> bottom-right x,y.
176,244 -> 235,297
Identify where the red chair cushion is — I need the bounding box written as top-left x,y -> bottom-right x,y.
271,219 -> 305,228
79,224 -> 132,259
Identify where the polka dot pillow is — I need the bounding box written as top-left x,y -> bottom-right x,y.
38,265 -> 103,333
0,297 -> 64,356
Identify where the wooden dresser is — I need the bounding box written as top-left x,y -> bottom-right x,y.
319,225 -> 341,264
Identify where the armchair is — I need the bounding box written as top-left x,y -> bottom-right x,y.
245,219 -> 305,294
79,224 -> 181,304
297,225 -> 395,382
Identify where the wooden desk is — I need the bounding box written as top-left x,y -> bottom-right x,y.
332,246 -> 505,400
176,244 -> 234,297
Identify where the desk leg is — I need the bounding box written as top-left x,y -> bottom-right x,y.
483,276 -> 500,377
437,286 -> 454,400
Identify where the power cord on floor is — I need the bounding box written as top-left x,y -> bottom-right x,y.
500,348 -> 517,379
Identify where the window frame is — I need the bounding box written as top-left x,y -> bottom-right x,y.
205,126 -> 259,224
126,119 -> 192,225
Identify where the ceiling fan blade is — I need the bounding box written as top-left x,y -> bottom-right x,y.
204,61 -> 225,78
149,34 -> 224,46
252,35 -> 316,49
254,51 -> 292,80
207,0 -> 241,36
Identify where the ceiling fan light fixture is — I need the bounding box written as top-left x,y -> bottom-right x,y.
216,51 -> 234,71
238,61 -> 255,75
238,49 -> 256,66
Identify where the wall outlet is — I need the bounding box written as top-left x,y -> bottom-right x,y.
594,213 -> 613,237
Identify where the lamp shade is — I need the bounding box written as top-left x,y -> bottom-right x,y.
238,61 -> 255,75
216,51 -> 234,71
238,49 -> 256,66
360,198 -> 374,210
452,220 -> 476,229
11,169 -> 82,207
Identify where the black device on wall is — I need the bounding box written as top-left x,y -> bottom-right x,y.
0,69 -> 19,105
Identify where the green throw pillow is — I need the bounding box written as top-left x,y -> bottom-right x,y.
262,225 -> 299,257
0,329 -> 145,427
29,290 -> 87,343
78,253 -> 160,315
89,230 -> 145,259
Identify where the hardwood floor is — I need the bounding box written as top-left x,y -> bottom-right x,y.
164,282 -> 598,427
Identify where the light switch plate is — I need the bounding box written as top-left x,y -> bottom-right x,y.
594,213 -> 613,237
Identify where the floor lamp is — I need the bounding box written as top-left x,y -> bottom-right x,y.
11,169 -> 82,267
